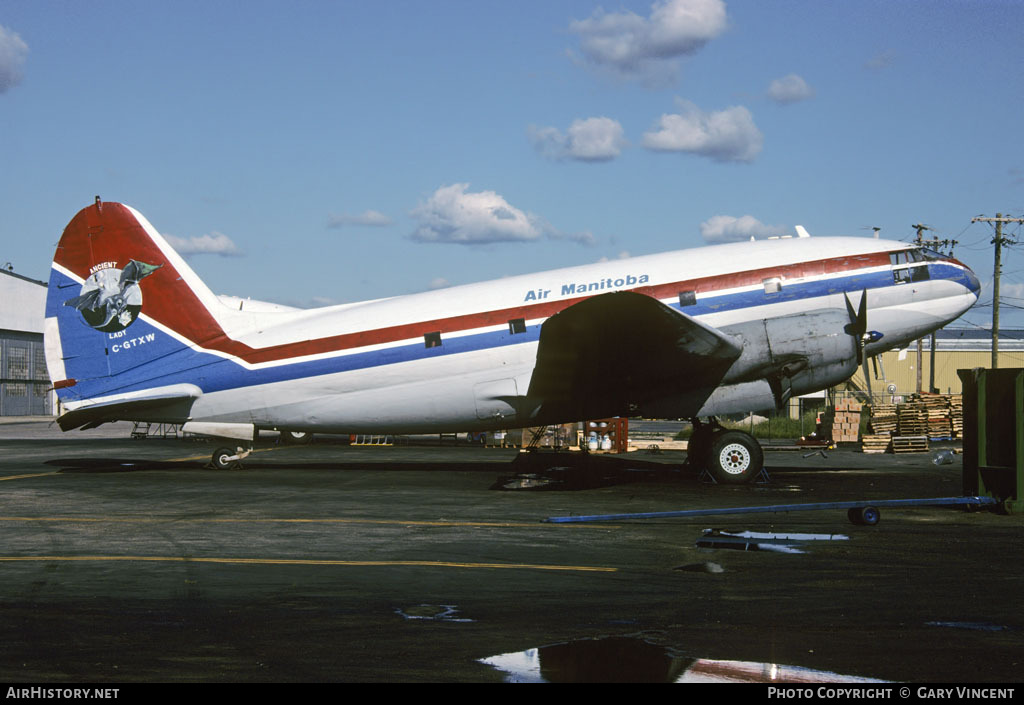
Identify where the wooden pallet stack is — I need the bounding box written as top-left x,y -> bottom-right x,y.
891,435 -> 929,453
861,434 -> 892,453
821,400 -> 862,442
862,393 -> 964,453
868,403 -> 898,435
892,399 -> 929,453
950,395 -> 963,438
896,401 -> 929,436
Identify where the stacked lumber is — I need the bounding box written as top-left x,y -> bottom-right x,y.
821,400 -> 862,442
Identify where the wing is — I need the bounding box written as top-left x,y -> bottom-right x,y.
526,291 -> 742,423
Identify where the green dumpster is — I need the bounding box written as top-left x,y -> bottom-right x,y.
958,367 -> 1023,513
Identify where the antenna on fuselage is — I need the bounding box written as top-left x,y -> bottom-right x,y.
795,225 -> 810,238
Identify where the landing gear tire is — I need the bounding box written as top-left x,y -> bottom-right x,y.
280,430 -> 313,445
848,506 -> 880,526
707,431 -> 763,484
212,447 -> 238,470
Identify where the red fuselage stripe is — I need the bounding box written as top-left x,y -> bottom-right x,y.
55,203 -> 913,366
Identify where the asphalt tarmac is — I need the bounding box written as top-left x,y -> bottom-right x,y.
0,419 -> 1021,683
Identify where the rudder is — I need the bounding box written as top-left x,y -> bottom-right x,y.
45,198 -> 227,415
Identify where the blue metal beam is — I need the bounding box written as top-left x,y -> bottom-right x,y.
544,496 -> 998,524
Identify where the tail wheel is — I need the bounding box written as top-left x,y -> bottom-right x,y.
281,430 -> 313,445
212,447 -> 238,470
707,431 -> 763,484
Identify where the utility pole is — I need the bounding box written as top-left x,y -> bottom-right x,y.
972,214 -> 1024,369
912,225 -> 959,391
912,225 -> 931,393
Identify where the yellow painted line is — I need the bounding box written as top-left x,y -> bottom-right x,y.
0,515 -> 613,528
0,472 -> 60,482
0,555 -> 616,573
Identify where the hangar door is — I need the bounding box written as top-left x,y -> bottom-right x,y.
1,332 -> 51,416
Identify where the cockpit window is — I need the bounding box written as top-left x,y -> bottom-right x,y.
891,248 -> 943,266
891,248 -> 937,284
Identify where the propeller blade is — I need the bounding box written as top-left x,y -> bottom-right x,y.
844,290 -> 869,365
856,289 -> 868,339
843,290 -> 868,333
862,354 -> 874,405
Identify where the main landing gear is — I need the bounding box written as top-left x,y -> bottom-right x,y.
686,418 -> 765,484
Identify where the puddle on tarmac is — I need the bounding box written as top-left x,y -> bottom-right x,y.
493,454 -> 687,491
395,604 -> 473,622
479,636 -> 888,683
492,466 -> 685,491
696,530 -> 849,554
47,458 -> 191,473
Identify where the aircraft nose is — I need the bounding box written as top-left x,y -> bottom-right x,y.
963,263 -> 981,298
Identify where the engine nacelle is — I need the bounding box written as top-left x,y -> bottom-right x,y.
641,308 -> 859,417
720,308 -> 858,387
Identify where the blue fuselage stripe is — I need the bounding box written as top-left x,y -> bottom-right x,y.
55,263 -> 965,401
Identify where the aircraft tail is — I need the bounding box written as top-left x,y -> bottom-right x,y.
44,198 -> 228,428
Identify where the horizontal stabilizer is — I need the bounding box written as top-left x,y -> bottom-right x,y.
57,384 -> 202,431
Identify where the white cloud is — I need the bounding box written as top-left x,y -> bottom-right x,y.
700,215 -> 787,243
428,277 -> 451,290
865,49 -> 897,70
410,183 -> 547,245
327,210 -> 393,228
767,73 -> 814,105
643,100 -> 763,163
529,117 -> 627,162
551,229 -> 598,247
569,0 -> 727,82
165,231 -> 243,257
0,24 -> 28,94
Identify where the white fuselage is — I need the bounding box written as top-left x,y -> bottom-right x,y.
162,236 -> 978,432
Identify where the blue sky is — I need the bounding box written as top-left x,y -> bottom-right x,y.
2,0 -> 1023,329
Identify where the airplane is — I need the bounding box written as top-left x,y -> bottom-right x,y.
43,198 -> 980,482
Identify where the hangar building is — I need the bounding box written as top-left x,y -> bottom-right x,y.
0,267 -> 52,416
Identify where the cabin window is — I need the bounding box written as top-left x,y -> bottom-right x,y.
424,331 -> 442,348
762,277 -> 782,294
678,290 -> 697,307
508,318 -> 527,335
